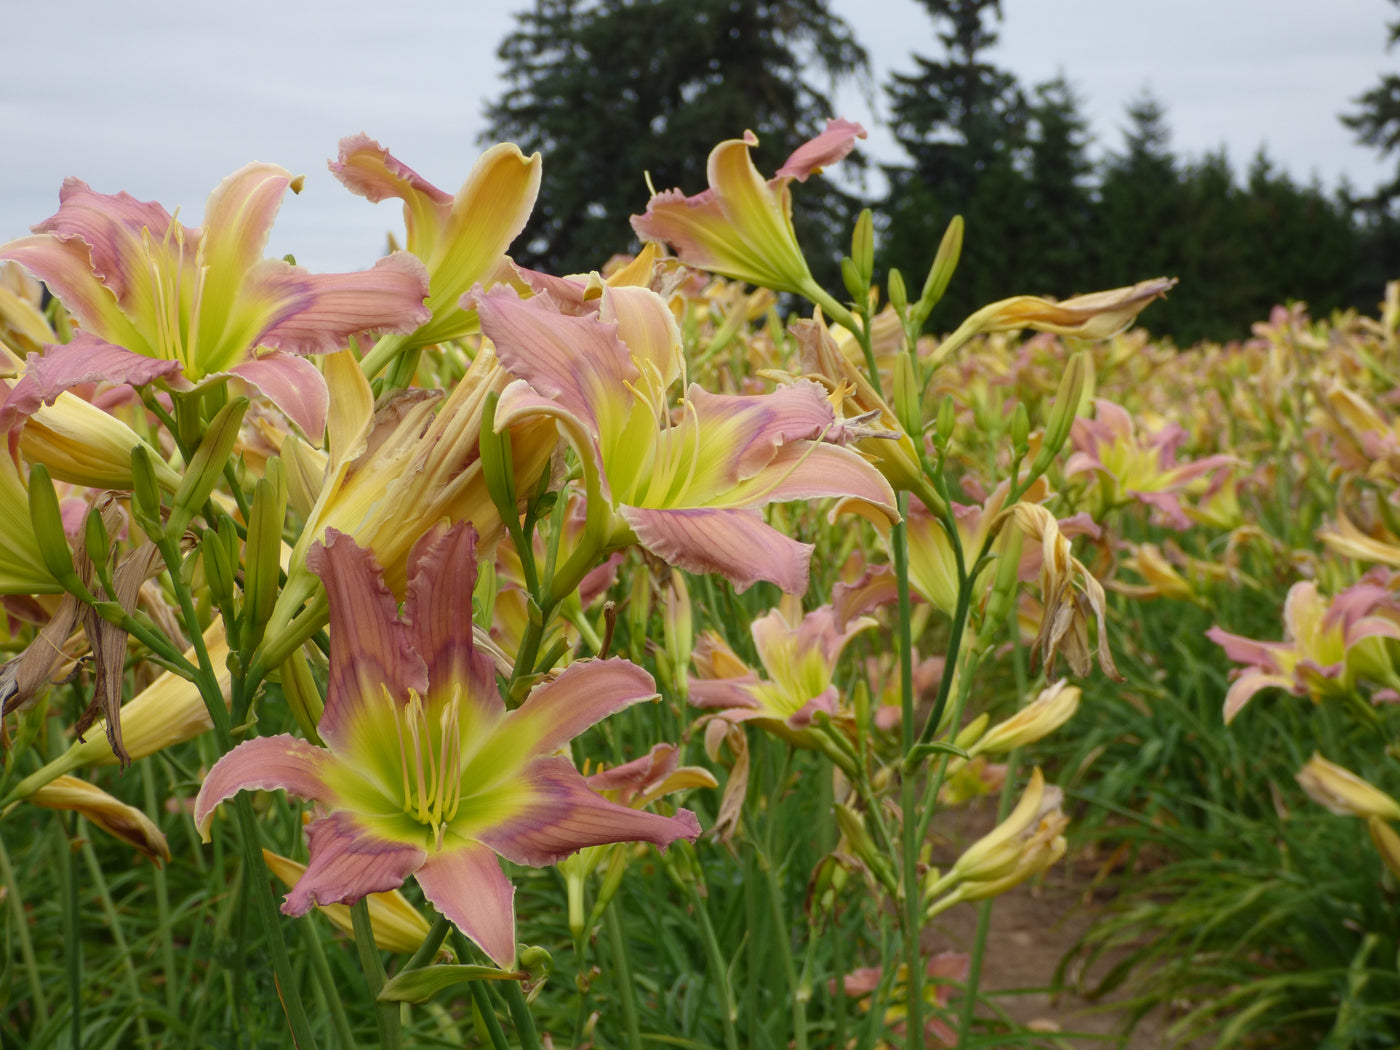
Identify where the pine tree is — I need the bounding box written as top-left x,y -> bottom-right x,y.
1342,0 -> 1400,212
482,0 -> 869,282
1020,75 -> 1095,295
880,0 -> 1030,327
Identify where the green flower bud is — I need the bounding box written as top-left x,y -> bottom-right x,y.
242,457 -> 286,650
279,646 -> 325,745
935,395 -> 957,446
891,353 -> 923,444
83,505 -> 112,579
130,445 -> 165,541
917,215 -> 964,318
1011,403 -> 1031,454
27,464 -> 86,597
168,397 -> 248,537
888,267 -> 908,315
841,257 -> 865,305
1029,351 -> 1087,476
201,528 -> 237,611
851,208 -> 874,287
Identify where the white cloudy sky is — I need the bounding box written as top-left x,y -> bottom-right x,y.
3,0 -> 1395,273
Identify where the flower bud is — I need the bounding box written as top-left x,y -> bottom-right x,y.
83,504 -> 112,579
888,267 -> 908,315
1029,351 -> 1087,476
32,776 -> 170,864
968,680 -> 1080,756
1010,402 -> 1031,454
279,646 -> 325,746
242,456 -> 287,649
168,397 -> 249,537
892,353 -> 923,443
1368,816 -> 1400,879
851,208 -> 874,288
1297,753 -> 1400,821
130,445 -> 165,541
200,528 -> 237,611
917,215 -> 964,319
26,464 -> 85,596
841,257 -> 866,305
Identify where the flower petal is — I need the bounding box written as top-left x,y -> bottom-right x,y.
413,839 -> 517,968
478,755 -> 701,868
193,734 -> 333,840
505,658 -> 658,758
307,530 -> 428,758
228,349 -> 329,438
620,504 -> 813,594
775,118 -> 867,181
0,335 -> 183,431
0,234 -> 150,352
283,810 -> 426,915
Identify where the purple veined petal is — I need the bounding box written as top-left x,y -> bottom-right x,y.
193,734 -> 333,840
682,381 -> 835,484
0,335 -> 184,432
493,377 -> 616,503
717,441 -> 898,518
1223,669 -> 1298,724
586,743 -> 680,794
688,677 -> 763,712
598,285 -> 683,392
413,839 -> 517,968
620,504 -> 813,595
34,178 -> 181,311
306,531 -> 428,758
774,118 -> 867,182
282,810 -> 426,916
477,286 -> 636,449
504,658 -> 658,758
478,755 -> 702,869
0,235 -> 150,352
402,522 -> 501,722
249,251 -> 432,358
227,349 -> 329,439
331,134 -> 454,264
1205,624 -> 1287,670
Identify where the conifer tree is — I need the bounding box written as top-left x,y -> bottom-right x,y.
482,0 -> 869,282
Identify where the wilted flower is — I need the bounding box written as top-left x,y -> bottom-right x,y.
1296,753 -> 1400,821
967,680 -> 1081,756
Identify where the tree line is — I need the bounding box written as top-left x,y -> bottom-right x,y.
484,0 -> 1400,345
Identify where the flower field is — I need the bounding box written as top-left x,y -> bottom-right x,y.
2,120 -> 1399,1050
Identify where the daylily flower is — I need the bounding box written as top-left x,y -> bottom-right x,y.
330,134 -> 541,351
837,953 -> 969,1049
0,162 -> 431,436
966,679 -> 1081,757
195,522 -> 700,967
31,775 -> 170,864
1207,579 -> 1400,722
631,119 -> 866,297
690,594 -> 876,761
1065,398 -> 1236,529
479,284 -> 898,595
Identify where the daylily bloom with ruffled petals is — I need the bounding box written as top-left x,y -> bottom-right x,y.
330,135 -> 541,349
1065,398 -> 1236,529
631,119 -> 866,297
1207,579 -> 1400,723
195,522 -> 700,967
690,594 -> 877,745
479,284 -> 897,594
0,163 -> 431,436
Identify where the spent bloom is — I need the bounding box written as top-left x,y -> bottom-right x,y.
195,522 -> 699,967
1295,753 -> 1400,822
0,162 -> 431,436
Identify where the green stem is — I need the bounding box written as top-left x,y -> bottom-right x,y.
604,902 -> 644,1050
404,913 -> 453,972
351,897 -> 402,1050
79,835 -> 154,1050
467,979 -> 512,1050
682,864 -> 741,1050
499,971 -> 542,1050
890,493 -> 924,1050
761,851 -> 808,1050
301,915 -> 358,1050
234,795 -> 319,1049
0,835 -> 48,1025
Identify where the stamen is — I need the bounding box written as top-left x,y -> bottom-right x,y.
390,685 -> 414,814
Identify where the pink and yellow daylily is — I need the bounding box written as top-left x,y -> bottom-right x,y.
0,163 -> 430,437
1207,578 -> 1400,722
631,119 -> 866,297
478,284 -> 897,594
195,522 -> 700,967
330,134 -> 541,351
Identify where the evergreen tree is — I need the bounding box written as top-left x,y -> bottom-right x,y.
1020,75 -> 1095,295
482,0 -> 869,282
1342,0 -> 1400,212
879,0 -> 1031,326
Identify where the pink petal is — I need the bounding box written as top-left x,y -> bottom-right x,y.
685,381 -> 833,481
586,743 -> 680,794
249,252 -> 431,356
688,677 -> 764,712
196,163 -> 294,322
193,734 -> 333,838
283,810 -> 426,915
507,658 -> 658,756
228,350 -> 329,438
413,840 -> 517,967
0,235 -> 150,351
403,522 -> 501,716
1205,625 -> 1287,670
0,336 -> 184,432
1223,669 -> 1297,723
620,505 -> 813,594
721,441 -> 897,516
774,118 -> 867,182
307,531 -> 428,757
478,755 -> 701,868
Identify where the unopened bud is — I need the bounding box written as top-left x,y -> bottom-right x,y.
280,647 -> 325,745
851,209 -> 874,287
1010,403 -> 1030,453
917,215 -> 964,319
981,522 -> 1024,630
1029,352 -> 1087,476
888,268 -> 908,315
168,397 -> 248,537
83,505 -> 112,578
1368,816 -> 1400,879
969,680 -> 1080,756
1297,753 -> 1400,821
27,464 -> 84,595
892,353 -> 923,441
243,457 -> 286,649
953,712 -> 989,751
201,529 -> 237,610
130,445 -> 165,541
841,257 -> 866,305
935,395 -> 957,446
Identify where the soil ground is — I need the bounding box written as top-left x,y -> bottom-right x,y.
926,796 -> 1183,1049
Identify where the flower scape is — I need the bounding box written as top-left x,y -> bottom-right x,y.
4,111 -> 1398,1050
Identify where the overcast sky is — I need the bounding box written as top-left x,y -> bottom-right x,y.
3,0 -> 1395,273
